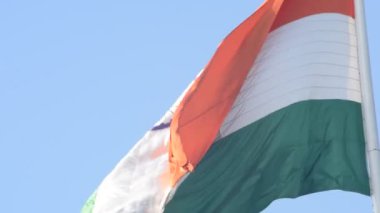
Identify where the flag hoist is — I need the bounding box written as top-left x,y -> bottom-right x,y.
355,0 -> 380,212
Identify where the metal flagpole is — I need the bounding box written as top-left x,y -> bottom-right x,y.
354,0 -> 380,212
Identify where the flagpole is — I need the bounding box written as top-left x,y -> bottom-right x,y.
354,0 -> 380,212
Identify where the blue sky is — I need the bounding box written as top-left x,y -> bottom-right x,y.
0,1 -> 379,212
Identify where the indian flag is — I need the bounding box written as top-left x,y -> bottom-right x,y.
82,0 -> 374,212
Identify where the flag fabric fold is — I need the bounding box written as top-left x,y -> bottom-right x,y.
168,0 -> 285,186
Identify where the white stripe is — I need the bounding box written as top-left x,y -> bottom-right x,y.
92,70 -> 203,212
92,116 -> 171,213
220,14 -> 360,138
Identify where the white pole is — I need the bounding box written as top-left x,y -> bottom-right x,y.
354,0 -> 380,212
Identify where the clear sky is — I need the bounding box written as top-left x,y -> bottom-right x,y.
0,1 -> 379,213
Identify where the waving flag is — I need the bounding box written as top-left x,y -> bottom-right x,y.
83,0 -> 377,212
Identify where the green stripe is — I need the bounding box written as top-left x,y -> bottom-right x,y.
164,100 -> 370,213
81,192 -> 96,213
